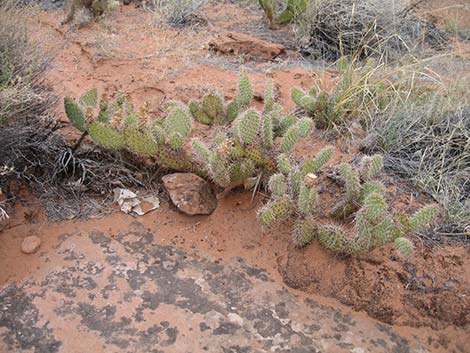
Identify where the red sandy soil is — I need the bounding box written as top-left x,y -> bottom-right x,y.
1,1 -> 470,352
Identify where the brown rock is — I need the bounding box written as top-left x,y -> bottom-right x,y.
209,32 -> 286,61
21,235 -> 41,254
162,173 -> 217,216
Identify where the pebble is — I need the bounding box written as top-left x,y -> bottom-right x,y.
21,236 -> 41,254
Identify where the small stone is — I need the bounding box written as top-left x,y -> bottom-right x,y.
21,236 -> 41,254
162,173 -> 217,216
227,313 -> 244,327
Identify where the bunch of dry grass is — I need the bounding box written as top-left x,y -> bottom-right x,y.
295,0 -> 448,61
364,81 -> 469,237
0,0 -> 56,125
146,0 -> 208,26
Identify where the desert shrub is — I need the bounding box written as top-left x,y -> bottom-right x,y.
0,0 -> 55,125
147,0 -> 208,26
364,87 -> 470,236
294,0 -> 448,61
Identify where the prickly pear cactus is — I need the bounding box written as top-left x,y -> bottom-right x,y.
88,122 -> 125,150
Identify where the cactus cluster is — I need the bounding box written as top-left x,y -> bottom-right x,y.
189,68 -> 252,126
317,193 -> 437,256
257,146 -> 334,241
64,91 -> 193,171
331,154 -> 384,220
257,151 -> 438,257
290,57 -> 358,129
191,74 -> 314,189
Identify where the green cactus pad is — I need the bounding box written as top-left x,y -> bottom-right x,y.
359,181 -> 385,203
226,97 -> 241,122
280,125 -> 299,152
362,193 -> 388,223
157,148 -> 192,171
297,117 -> 314,138
64,97 -> 86,132
189,100 -> 212,125
236,109 -> 261,145
191,138 -> 212,164
409,205 -> 437,231
339,163 -> 361,202
292,218 -> 317,248
202,93 -> 225,124
394,237 -> 413,257
297,183 -> 318,215
258,197 -> 292,226
277,115 -> 297,136
300,95 -> 315,113
229,160 -> 255,184
261,111 -> 274,149
79,88 -> 98,108
163,105 -> 191,138
124,127 -> 159,156
360,155 -> 383,180
290,87 -> 306,107
268,173 -> 287,197
149,122 -> 166,145
168,131 -> 184,150
237,67 -> 253,107
317,224 -> 346,253
277,154 -> 291,175
263,79 -> 274,114
244,146 -> 267,167
88,122 -> 125,150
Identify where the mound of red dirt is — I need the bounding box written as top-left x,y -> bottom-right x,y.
279,241 -> 470,329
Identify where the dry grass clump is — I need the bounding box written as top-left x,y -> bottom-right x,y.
295,0 -> 448,61
364,80 -> 469,237
146,0 -> 208,26
0,0 -> 56,125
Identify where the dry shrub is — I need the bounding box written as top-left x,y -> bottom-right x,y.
145,0 -> 208,26
295,0 -> 448,61
0,0 -> 56,125
0,119 -> 156,220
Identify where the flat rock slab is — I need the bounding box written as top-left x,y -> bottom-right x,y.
162,173 -> 217,215
209,32 -> 286,61
0,224 -> 430,353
